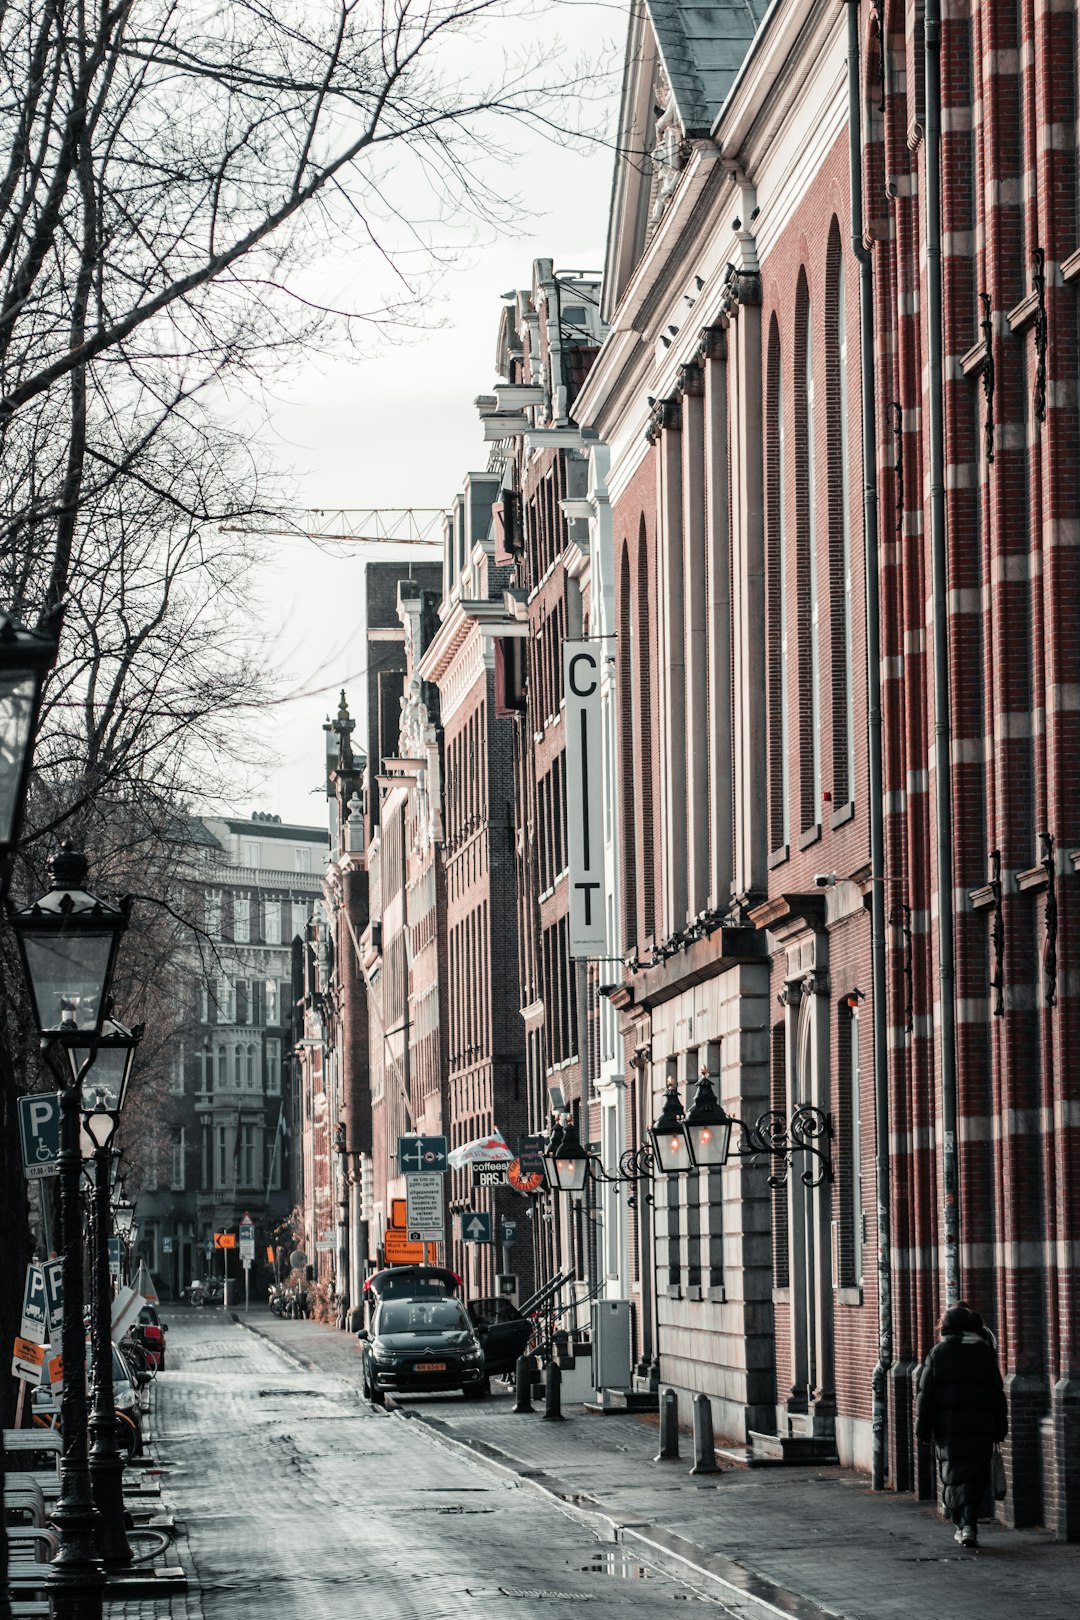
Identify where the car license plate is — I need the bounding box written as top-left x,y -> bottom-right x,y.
414,1362 -> 445,1372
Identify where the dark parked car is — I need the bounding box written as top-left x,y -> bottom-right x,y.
362,1265 -> 460,1316
359,1296 -> 487,1402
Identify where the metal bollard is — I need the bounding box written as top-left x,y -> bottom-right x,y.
541,1359 -> 564,1422
689,1391 -> 718,1474
513,1354 -> 535,1414
654,1386 -> 680,1461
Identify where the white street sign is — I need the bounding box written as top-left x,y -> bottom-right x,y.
406,1172 -> 444,1240
563,640 -> 608,957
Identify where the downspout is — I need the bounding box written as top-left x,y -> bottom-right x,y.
924,0 -> 960,1310
844,0 -> 891,1492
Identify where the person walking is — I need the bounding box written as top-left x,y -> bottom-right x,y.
915,1301 -> 1008,1548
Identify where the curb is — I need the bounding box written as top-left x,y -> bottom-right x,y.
229,1311 -> 321,1376
400,1409 -> 841,1620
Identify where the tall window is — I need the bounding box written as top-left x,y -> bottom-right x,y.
239,1124 -> 257,1188
235,979 -> 250,1024
205,891 -> 221,939
798,281 -> 822,829
171,1128 -> 186,1191
827,223 -> 856,807
767,318 -> 791,851
636,527 -> 656,939
291,900 -> 308,940
215,1125 -> 229,1188
266,1039 -> 281,1094
171,1043 -> 185,1095
264,898 -> 282,945
234,893 -> 251,943
850,1010 -> 863,1286
217,1044 -> 228,1089
246,1044 -> 258,1090
295,846 -> 311,871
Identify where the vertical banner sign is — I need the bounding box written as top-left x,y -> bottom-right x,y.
563,640 -> 609,957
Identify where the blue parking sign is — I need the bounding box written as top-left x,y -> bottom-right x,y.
18,1094 -> 61,1180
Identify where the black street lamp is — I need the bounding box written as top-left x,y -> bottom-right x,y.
542,1116 -> 591,1195
0,607 -> 61,859
9,846 -> 130,1620
0,609 -> 60,1620
682,1070 -> 733,1169
648,1083 -> 692,1175
81,1022 -> 140,1565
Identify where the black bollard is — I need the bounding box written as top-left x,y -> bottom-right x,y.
689,1391 -> 718,1474
541,1359 -> 564,1422
654,1386 -> 680,1461
513,1354 -> 535,1414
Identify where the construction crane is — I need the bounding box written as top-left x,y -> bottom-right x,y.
221,508 -> 444,547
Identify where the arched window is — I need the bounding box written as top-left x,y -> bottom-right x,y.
217,1045 -> 227,1089
795,273 -> 821,832
618,542 -> 638,950
636,523 -> 656,940
826,220 -> 855,806
766,316 -> 790,851
247,1045 -> 257,1090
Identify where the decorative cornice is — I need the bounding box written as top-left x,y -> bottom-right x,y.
645,394 -> 682,445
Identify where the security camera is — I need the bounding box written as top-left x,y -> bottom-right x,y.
813,873 -> 837,889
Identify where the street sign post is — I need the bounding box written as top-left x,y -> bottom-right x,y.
471,1160 -> 509,1188
17,1093 -> 61,1180
12,1335 -> 45,1384
21,1265 -> 47,1344
398,1135 -> 448,1175
459,1211 -> 492,1244
406,1173 -> 444,1240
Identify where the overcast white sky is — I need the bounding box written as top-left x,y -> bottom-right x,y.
219,0 -> 624,830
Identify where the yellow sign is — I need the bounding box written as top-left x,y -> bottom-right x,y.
214,1232 -> 236,1249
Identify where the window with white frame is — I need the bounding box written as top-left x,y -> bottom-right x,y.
235,979 -> 250,1024
239,1123 -> 258,1188
171,1043 -> 185,1095
266,1038 -> 281,1094
205,890 -> 221,939
199,981 -> 210,1023
265,979 -> 279,1024
291,901 -> 308,940
215,1125 -> 230,1188
218,1043 -> 228,1089
171,1128 -> 186,1190
243,840 -> 259,867
234,893 -> 251,943
246,1044 -> 258,1090
264,898 -> 282,945
295,846 -> 311,871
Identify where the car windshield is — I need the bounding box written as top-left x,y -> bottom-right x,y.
378,1301 -> 471,1335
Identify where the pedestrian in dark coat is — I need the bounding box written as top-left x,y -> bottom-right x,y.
915,1302 -> 1008,1548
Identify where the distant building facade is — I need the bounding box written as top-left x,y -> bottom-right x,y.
139,813 -> 326,1296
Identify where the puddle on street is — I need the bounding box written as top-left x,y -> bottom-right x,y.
576,1549 -> 652,1578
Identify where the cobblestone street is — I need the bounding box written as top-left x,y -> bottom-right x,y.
152,1310 -> 748,1618
237,1308 -> 1080,1620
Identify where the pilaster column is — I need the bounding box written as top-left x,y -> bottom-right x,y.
680,362 -> 708,922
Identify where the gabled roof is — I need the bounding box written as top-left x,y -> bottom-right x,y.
649,0 -> 766,134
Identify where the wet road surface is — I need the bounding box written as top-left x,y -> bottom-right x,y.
156,1311 -> 735,1618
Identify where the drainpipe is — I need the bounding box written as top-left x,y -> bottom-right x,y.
845,0 -> 892,1492
924,0 -> 960,1311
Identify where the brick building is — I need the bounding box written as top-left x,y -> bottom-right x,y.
473,261 -> 608,1312
417,474 -> 533,1297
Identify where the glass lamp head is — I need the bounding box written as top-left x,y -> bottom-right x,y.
684,1070 -> 732,1168
545,1117 -> 591,1194
11,844 -> 129,1038
649,1084 -> 692,1174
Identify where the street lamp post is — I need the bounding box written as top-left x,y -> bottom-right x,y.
0,607 -> 61,1620
10,846 -> 130,1620
71,1021 -> 140,1567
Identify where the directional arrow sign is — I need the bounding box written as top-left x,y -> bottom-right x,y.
459,1211 -> 492,1244
398,1135 -> 448,1176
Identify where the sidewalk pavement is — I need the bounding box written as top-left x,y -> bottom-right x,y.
240,1307 -> 1080,1620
